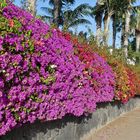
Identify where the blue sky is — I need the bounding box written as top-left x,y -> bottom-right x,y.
14,0 -> 140,47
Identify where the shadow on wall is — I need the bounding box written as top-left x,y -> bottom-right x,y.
1,113 -> 92,140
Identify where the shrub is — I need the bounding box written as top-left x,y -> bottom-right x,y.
130,65 -> 140,94
70,35 -> 138,103
108,60 -> 136,103
0,2 -> 97,135
67,36 -> 115,102
88,44 -> 137,103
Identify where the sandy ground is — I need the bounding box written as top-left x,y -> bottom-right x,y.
86,108 -> 140,140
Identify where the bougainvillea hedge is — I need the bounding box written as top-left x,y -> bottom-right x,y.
69,37 -> 115,102
82,40 -> 139,103
130,65 -> 140,94
0,1 -> 116,136
63,34 -> 139,104
108,60 -> 136,103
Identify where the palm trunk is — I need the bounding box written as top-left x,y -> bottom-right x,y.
136,29 -> 140,64
53,0 -> 61,27
123,10 -> 130,58
95,13 -> 102,46
112,15 -> 116,49
103,13 -> 112,46
121,21 -> 125,48
62,12 -> 69,31
27,0 -> 37,16
123,0 -> 131,58
136,29 -> 140,52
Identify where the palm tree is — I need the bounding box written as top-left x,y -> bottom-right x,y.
123,7 -> 131,57
103,0 -> 115,46
92,0 -> 137,50
43,0 -> 75,27
91,1 -> 104,46
62,4 -> 91,31
131,6 -> 140,64
112,14 -> 121,48
122,0 -> 136,58
52,0 -> 62,27
103,0 -> 132,47
111,1 -> 127,49
41,3 -> 91,30
92,0 -> 125,46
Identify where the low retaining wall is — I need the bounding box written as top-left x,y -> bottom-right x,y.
1,97 -> 140,140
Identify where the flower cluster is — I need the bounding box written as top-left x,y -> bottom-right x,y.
67,37 -> 115,102
131,66 -> 140,94
109,60 -> 136,103
64,33 -> 139,104
0,2 -> 98,135
89,45 -> 138,103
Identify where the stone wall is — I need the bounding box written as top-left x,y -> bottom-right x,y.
1,97 -> 140,140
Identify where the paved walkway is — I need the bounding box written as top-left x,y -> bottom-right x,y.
86,108 -> 140,140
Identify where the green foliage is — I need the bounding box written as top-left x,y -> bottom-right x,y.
128,46 -> 140,64
0,16 -> 21,36
41,2 -> 91,30
0,0 -> 7,9
40,76 -> 56,85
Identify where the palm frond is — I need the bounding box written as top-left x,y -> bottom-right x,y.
48,0 -> 75,6
68,18 -> 91,28
41,7 -> 53,16
63,0 -> 75,5
63,9 -> 73,14
73,3 -> 92,17
48,0 -> 54,6
91,4 -> 105,17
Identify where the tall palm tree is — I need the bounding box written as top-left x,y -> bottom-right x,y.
92,0 -> 125,46
62,4 -> 91,31
123,7 -> 131,57
41,3 -> 91,30
103,0 -> 114,46
52,0 -> 62,27
43,0 -> 75,27
92,0 -> 136,49
128,6 -> 140,63
123,0 -> 136,58
103,0 -> 132,47
111,1 -> 127,49
91,1 -> 104,46
112,14 -> 116,48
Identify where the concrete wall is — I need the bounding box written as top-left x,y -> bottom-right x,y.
1,97 -> 140,140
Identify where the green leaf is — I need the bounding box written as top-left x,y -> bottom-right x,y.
41,76 -> 56,85
14,112 -> 21,121
0,0 -> 7,8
